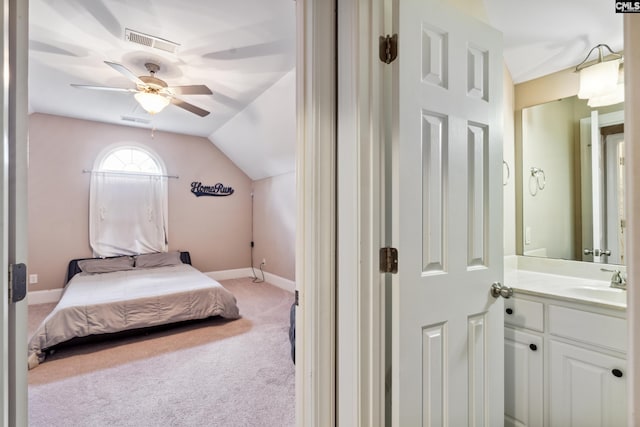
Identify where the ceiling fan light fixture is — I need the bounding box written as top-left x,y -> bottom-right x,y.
575,44 -> 623,107
134,91 -> 170,114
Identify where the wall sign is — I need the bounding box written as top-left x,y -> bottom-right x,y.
191,181 -> 234,197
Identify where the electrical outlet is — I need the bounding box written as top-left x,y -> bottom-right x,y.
261,258 -> 266,265
29,274 -> 38,284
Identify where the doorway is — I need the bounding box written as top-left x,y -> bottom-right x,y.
25,1 -> 296,426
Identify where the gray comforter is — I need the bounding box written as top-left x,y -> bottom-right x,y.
28,264 -> 240,369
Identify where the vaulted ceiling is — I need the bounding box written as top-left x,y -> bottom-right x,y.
29,0 -> 296,138
485,0 -> 623,84
28,0 -> 622,179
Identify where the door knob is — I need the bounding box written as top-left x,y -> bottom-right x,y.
490,282 -> 513,299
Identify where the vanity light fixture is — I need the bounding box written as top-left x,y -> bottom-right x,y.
587,65 -> 624,107
575,44 -> 623,107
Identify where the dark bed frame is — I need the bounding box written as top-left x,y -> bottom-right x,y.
66,251 -> 192,283
51,251 -> 204,352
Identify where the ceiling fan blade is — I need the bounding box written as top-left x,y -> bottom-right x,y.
170,98 -> 210,117
30,40 -> 85,57
204,38 -> 294,60
81,0 -> 122,39
104,61 -> 146,86
71,84 -> 137,93
167,85 -> 213,95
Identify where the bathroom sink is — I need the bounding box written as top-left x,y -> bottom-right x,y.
567,286 -> 627,305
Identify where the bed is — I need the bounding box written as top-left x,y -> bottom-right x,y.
28,251 -> 240,369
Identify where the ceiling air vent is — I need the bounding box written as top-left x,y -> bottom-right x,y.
121,115 -> 151,125
125,29 -> 180,54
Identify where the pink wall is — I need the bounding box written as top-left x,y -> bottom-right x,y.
251,172 -> 296,281
28,113 -> 252,291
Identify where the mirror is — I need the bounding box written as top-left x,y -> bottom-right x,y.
519,96 -> 624,264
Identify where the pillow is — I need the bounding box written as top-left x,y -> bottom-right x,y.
135,251 -> 183,268
78,256 -> 135,274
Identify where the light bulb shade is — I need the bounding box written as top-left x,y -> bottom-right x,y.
577,59 -> 621,100
134,92 -> 170,114
587,83 -> 624,107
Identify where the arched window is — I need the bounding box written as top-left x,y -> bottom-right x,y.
89,145 -> 169,257
99,146 -> 164,174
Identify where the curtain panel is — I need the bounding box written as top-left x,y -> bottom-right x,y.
89,172 -> 168,257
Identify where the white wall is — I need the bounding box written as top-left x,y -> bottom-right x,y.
503,64 -> 516,256
28,114 -> 253,291
252,172 -> 296,281
210,70 -> 296,181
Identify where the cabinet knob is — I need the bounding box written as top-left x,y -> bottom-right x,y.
612,369 -> 623,378
529,344 -> 537,351
506,308 -> 513,315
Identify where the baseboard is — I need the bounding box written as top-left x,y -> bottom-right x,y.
28,288 -> 63,305
206,268 -> 295,293
262,272 -> 295,293
205,268 -> 254,281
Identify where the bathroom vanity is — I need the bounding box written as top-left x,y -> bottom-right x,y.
509,45 -> 628,426
504,269 -> 627,427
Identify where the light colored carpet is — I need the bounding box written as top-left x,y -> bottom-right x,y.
28,278 -> 295,427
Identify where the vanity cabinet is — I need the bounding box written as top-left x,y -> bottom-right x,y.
549,341 -> 626,427
504,328 -> 543,427
504,294 -> 627,427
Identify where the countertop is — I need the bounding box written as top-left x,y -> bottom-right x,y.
504,269 -> 627,310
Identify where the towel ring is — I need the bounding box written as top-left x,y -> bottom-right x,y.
529,167 -> 546,196
531,167 -> 546,189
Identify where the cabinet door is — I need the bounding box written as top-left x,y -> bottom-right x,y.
504,327 -> 543,427
549,340 -> 626,427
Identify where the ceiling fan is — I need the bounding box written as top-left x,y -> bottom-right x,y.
71,61 -> 212,117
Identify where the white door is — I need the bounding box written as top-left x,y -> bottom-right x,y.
392,1 -> 504,425
588,111 -> 625,264
604,134 -> 625,264
579,110 -> 624,262
5,0 -> 29,424
590,111 -> 606,263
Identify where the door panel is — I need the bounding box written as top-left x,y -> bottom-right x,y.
421,112 -> 446,272
549,340 -> 626,427
392,1 -> 503,425
468,123 -> 488,267
421,323 -> 446,426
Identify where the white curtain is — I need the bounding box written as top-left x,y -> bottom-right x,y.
89,173 -> 168,257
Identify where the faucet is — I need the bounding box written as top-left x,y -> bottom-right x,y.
601,268 -> 627,290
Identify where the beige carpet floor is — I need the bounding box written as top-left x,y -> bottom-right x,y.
27,278 -> 295,427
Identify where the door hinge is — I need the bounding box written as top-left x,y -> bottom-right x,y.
9,263 -> 27,303
379,34 -> 398,64
294,290 -> 299,306
380,247 -> 398,274
620,157 -> 625,166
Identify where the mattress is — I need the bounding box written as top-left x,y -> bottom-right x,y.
28,263 -> 240,369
